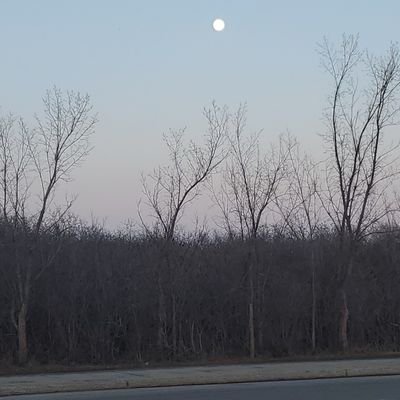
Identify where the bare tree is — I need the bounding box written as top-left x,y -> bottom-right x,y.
140,102 -> 227,355
278,142 -> 322,352
0,115 -> 32,225
214,104 -> 292,358
319,34 -> 400,350
0,87 -> 96,364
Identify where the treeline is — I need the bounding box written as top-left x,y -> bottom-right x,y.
2,36 -> 400,366
1,222 -> 400,364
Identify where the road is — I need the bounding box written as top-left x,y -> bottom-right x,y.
4,358 -> 400,396
7,375 -> 400,400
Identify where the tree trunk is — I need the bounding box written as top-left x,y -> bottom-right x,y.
157,273 -> 166,353
311,271 -> 316,352
339,287 -> 349,351
248,240 -> 257,359
311,246 -> 316,353
249,255 -> 255,359
17,303 -> 28,365
249,301 -> 255,359
257,321 -> 264,351
172,294 -> 177,358
190,321 -> 196,354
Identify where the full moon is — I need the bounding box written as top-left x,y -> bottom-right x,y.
212,18 -> 225,32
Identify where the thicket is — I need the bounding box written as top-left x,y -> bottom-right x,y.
1,222 -> 400,364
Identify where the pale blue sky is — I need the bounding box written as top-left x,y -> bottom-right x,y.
1,0 -> 399,228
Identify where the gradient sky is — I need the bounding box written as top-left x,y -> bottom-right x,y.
1,0 -> 399,229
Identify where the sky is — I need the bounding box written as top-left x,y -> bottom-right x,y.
1,0 -> 400,230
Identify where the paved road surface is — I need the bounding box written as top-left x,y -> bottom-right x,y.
3,358 -> 400,396
7,376 -> 400,400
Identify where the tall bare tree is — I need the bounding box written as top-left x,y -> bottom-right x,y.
140,102 -> 227,355
214,104 -> 292,358
0,87 -> 96,364
319,35 -> 400,350
278,142 -> 322,352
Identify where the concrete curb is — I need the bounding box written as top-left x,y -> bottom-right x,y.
1,358 -> 400,396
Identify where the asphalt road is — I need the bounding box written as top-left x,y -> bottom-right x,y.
7,375 -> 400,400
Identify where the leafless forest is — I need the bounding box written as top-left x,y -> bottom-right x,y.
2,36 -> 400,366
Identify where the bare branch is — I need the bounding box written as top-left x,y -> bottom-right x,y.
140,102 -> 227,240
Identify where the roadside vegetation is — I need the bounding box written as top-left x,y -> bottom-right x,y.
2,35 -> 400,368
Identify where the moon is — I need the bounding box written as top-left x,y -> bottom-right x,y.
212,18 -> 225,32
